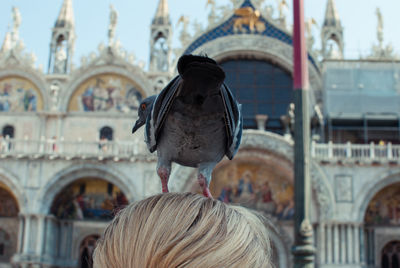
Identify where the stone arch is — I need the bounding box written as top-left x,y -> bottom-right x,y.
0,167 -> 26,213
36,164 -> 137,214
0,68 -> 49,111
60,64 -> 152,112
354,169 -> 400,222
179,34 -> 322,104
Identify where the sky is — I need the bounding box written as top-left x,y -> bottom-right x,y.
0,0 -> 399,71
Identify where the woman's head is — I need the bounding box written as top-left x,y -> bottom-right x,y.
93,192 -> 271,268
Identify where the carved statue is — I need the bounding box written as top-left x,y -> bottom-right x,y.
233,7 -> 266,33
305,18 -> 317,49
108,4 -> 118,47
206,0 -> 218,26
152,37 -> 169,71
276,0 -> 288,28
54,43 -> 67,73
177,16 -> 191,46
12,7 -> 21,41
281,103 -> 295,138
376,7 -> 383,47
50,83 -> 60,111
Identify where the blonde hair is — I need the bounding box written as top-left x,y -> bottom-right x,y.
93,192 -> 271,268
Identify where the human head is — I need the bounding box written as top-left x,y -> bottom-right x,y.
93,192 -> 271,268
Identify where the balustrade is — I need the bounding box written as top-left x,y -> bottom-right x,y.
312,141 -> 400,162
0,137 -> 154,161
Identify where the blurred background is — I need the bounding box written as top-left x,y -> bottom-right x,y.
0,0 -> 399,267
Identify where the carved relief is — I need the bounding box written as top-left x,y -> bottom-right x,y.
334,174 -> 353,202
310,162 -> 334,219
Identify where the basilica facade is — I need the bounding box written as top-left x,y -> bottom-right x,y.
0,0 -> 399,267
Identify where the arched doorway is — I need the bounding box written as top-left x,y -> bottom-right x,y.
79,235 -> 100,268
364,182 -> 400,266
49,177 -> 129,267
382,241 -> 400,268
0,185 -> 19,265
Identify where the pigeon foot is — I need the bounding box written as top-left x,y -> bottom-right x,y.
198,173 -> 213,198
157,167 -> 170,193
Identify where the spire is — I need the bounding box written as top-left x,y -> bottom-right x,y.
321,0 -> 344,59
55,0 -> 74,29
323,0 -> 341,28
153,0 -> 171,25
0,31 -> 12,53
48,0 -> 75,74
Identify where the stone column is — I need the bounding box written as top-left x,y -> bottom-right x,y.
340,224 -> 346,263
354,224 -> 360,264
17,214 -> 25,253
326,223 -> 332,263
318,222 -> 325,264
36,215 -> 46,255
333,224 -> 339,263
22,214 -> 31,254
359,227 -> 365,264
347,224 -> 354,263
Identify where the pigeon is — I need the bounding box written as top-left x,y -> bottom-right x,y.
132,55 -> 242,197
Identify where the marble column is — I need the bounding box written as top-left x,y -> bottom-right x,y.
359,227 -> 365,264
333,224 -> 340,263
22,215 -> 31,254
354,224 -> 360,264
326,223 -> 332,263
340,224 -> 346,263
347,224 -> 354,264
17,214 -> 25,253
36,215 -> 46,256
318,222 -> 325,264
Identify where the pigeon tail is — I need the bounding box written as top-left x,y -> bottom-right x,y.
178,54 -> 225,83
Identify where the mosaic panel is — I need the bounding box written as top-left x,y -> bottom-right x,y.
0,76 -> 43,112
68,73 -> 144,112
365,183 -> 400,226
210,161 -> 294,221
50,178 -> 128,220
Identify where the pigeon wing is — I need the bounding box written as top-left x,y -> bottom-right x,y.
146,75 -> 181,153
220,83 -> 243,159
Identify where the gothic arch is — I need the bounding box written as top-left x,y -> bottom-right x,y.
354,168 -> 400,222
178,34 -> 322,104
0,167 -> 27,213
36,164 -> 137,214
0,68 -> 49,111
61,64 -> 152,112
